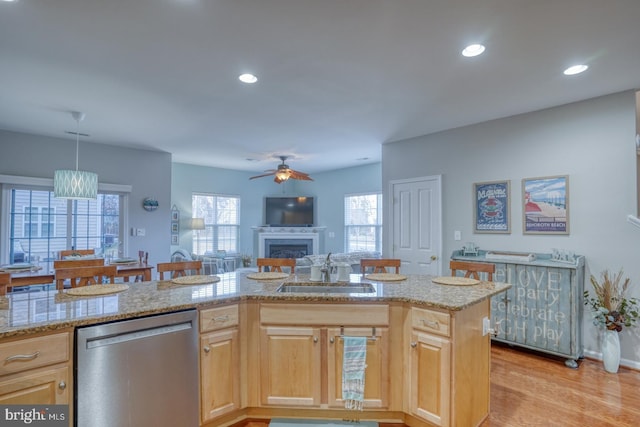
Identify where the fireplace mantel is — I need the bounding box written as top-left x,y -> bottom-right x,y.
253,227 -> 325,258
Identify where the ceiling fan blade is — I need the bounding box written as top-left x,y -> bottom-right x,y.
249,171 -> 277,180
289,170 -> 314,181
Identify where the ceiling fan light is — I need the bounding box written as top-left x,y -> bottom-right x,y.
54,169 -> 98,199
275,170 -> 290,181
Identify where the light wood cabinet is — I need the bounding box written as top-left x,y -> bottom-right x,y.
327,327 -> 389,408
258,303 -> 390,409
260,325 -> 322,406
199,305 -> 241,423
407,302 -> 491,427
0,331 -> 71,407
409,329 -> 451,426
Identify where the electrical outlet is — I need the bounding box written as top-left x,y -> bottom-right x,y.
136,228 -> 146,237
482,317 -> 496,336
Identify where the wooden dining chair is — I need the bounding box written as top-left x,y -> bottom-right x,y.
0,272 -> 10,296
157,260 -> 203,280
59,249 -> 96,258
256,258 -> 296,273
54,258 -> 105,269
360,258 -> 401,275
450,260 -> 495,281
55,265 -> 117,290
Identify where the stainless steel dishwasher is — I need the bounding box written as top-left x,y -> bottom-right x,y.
75,309 -> 199,427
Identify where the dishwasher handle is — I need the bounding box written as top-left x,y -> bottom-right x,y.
86,321 -> 193,349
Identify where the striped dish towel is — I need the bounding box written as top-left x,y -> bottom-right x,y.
342,336 -> 367,410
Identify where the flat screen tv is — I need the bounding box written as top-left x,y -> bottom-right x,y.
265,196 -> 314,227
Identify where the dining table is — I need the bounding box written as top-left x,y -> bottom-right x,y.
1,260 -> 155,291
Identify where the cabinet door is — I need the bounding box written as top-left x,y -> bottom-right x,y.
200,328 -> 240,422
327,327 -> 389,408
410,331 -> 450,427
260,326 -> 321,407
0,366 -> 70,405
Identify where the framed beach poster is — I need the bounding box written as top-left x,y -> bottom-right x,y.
522,175 -> 569,234
473,180 -> 511,233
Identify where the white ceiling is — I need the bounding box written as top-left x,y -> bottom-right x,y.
1,0 -> 639,174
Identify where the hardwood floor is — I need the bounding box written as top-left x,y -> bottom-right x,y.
238,344 -> 640,427
482,343 -> 640,426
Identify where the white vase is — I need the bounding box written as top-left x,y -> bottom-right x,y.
602,329 -> 620,373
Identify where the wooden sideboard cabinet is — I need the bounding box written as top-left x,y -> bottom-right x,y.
452,250 -> 585,368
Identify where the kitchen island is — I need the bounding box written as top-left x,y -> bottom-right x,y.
0,272 -> 510,427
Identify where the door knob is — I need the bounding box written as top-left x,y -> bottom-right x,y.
430,255 -> 437,261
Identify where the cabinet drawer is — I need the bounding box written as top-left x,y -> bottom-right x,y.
412,307 -> 450,337
200,305 -> 239,332
260,303 -> 389,326
0,332 -> 70,376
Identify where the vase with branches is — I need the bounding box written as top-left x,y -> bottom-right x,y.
584,269 -> 639,373
584,269 -> 639,332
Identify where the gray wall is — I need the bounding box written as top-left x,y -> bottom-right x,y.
383,90 -> 640,366
0,130 -> 172,267
171,162 -> 382,258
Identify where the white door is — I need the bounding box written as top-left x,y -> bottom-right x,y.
390,176 -> 442,275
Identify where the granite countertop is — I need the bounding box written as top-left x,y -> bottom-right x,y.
0,272 -> 510,338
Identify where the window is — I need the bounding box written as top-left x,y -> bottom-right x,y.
22,206 -> 55,238
344,193 -> 382,253
192,193 -> 240,255
5,188 -> 124,264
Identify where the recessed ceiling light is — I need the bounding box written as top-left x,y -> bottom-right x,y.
1,0 -> 19,2
238,73 -> 258,84
563,65 -> 588,76
461,44 -> 486,57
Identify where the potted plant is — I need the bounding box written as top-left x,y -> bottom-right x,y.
584,269 -> 639,373
241,253 -> 252,268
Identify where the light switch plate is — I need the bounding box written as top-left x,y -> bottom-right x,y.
454,230 -> 461,241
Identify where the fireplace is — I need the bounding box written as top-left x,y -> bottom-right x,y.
266,239 -> 313,258
257,230 -> 321,258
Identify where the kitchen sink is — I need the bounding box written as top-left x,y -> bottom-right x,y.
276,282 -> 376,294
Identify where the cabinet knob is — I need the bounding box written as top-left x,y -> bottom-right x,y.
313,337 -> 318,343
410,342 -> 417,348
58,381 -> 66,390
203,346 -> 211,353
329,337 -> 335,344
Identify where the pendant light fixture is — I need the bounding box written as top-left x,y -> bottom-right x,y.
54,111 -> 98,199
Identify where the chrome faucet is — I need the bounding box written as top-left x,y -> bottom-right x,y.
321,252 -> 332,282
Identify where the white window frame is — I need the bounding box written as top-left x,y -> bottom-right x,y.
344,192 -> 383,253
192,192 -> 241,256
0,174 -> 131,264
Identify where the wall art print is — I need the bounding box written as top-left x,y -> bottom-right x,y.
474,180 -> 511,234
522,175 -> 569,235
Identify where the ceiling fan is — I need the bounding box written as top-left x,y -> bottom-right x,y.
249,156 -> 313,184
